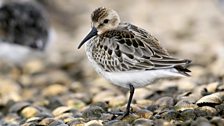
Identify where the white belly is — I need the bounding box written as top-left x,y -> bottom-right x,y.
102,69 -> 184,88
85,41 -> 184,89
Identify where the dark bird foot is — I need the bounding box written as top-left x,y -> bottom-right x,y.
120,111 -> 130,120
110,84 -> 135,120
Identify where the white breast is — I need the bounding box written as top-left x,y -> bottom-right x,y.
85,40 -> 184,89
103,69 -> 184,88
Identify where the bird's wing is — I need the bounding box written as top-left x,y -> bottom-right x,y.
91,23 -> 191,72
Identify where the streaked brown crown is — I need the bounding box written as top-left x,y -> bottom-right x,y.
91,7 -> 109,22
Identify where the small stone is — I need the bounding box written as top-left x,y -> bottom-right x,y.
46,97 -> 64,110
135,109 -> 153,119
93,90 -> 125,107
19,75 -> 32,87
191,117 -> 211,126
155,96 -> 174,107
104,120 -> 130,126
91,101 -> 109,111
133,118 -> 153,126
85,120 -> 103,126
206,82 -> 219,93
0,78 -> 21,105
39,117 -> 55,125
198,106 -> 217,116
21,106 -> 40,118
118,104 -> 141,113
43,84 -> 68,96
26,117 -> 43,123
120,114 -> 138,123
210,116 -> 224,126
162,110 -> 179,121
82,106 -> 104,120
48,120 -> 67,126
180,109 -> 196,121
66,99 -> 86,110
52,106 -> 73,116
194,108 -> 210,117
176,91 -> 192,101
147,104 -> 159,113
215,103 -> 224,114
54,113 -> 73,120
21,122 -> 39,126
175,100 -> 198,111
61,116 -> 76,124
154,119 -> 172,126
9,102 -> 30,113
66,118 -> 85,126
100,113 -> 114,120
23,59 -> 45,74
3,114 -> 21,125
196,92 -> 224,107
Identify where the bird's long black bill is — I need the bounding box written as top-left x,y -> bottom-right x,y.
77,27 -> 97,49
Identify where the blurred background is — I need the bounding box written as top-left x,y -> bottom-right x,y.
0,0 -> 224,125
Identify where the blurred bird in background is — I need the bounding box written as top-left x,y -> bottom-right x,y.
0,1 -> 52,63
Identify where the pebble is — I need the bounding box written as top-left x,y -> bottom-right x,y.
39,117 -> 56,125
104,120 -> 130,126
85,120 -> 103,126
155,96 -> 174,107
162,110 -> 179,121
82,106 -> 105,120
52,106 -> 73,116
175,100 -> 198,111
9,102 -> 31,113
66,98 -> 86,110
43,84 -> 68,96
180,109 -> 196,121
93,90 -> 126,107
21,106 -> 40,118
133,118 -> 153,126
210,116 -> 224,126
198,106 -> 218,116
135,109 -> 153,119
66,118 -> 85,126
0,78 -> 21,105
23,59 -> 45,74
191,117 -> 212,126
196,92 -> 224,107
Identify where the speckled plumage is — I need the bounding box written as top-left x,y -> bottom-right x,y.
79,7 -> 191,118
91,7 -> 108,22
91,22 -> 191,72
80,7 -> 191,89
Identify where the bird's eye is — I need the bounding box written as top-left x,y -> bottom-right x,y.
103,19 -> 109,24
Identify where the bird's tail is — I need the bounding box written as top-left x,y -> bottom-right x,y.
174,59 -> 191,76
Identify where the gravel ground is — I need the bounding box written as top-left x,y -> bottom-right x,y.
0,0 -> 224,126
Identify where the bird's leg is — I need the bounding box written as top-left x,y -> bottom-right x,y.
121,84 -> 135,119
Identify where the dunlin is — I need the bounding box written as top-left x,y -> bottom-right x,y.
78,7 -> 191,118
0,2 -> 51,63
